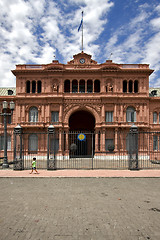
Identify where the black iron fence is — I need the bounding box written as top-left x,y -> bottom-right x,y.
10,126 -> 160,170
0,129 -> 14,168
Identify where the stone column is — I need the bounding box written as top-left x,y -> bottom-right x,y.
22,105 -> 25,122
101,128 -> 106,152
64,130 -> 69,159
58,129 -> 62,154
102,105 -> 105,122
59,104 -> 63,122
41,105 -> 45,122
46,104 -> 50,123
95,129 -> 99,153
115,128 -> 118,151
85,80 -> 87,93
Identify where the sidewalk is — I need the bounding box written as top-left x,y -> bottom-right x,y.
0,169 -> 160,177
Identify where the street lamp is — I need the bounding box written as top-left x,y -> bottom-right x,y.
0,100 -> 15,168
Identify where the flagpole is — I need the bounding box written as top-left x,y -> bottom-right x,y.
82,11 -> 83,52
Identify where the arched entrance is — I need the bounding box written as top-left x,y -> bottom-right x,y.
69,110 -> 95,157
69,110 -> 95,131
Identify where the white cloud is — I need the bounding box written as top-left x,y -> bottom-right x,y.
104,2 -> 160,87
0,0 -> 114,86
0,0 -> 160,88
150,17 -> 160,30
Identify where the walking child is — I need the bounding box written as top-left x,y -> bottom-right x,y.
30,157 -> 39,174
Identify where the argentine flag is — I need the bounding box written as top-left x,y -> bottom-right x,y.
78,11 -> 83,32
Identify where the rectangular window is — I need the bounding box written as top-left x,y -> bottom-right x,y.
153,112 -> 157,124
153,135 -> 158,151
106,111 -> 113,122
29,108 -> 38,122
51,111 -> 59,123
0,136 -> 4,150
0,136 -> 11,150
126,111 -> 136,122
105,139 -> 114,151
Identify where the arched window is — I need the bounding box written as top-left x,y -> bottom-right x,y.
134,80 -> 138,93
64,80 -> 70,92
153,112 -> 157,124
79,80 -> 85,93
72,80 -> 78,93
26,81 -> 30,93
126,107 -> 136,122
94,80 -> 100,92
32,81 -> 36,93
37,81 -> 42,93
123,80 -> 127,93
129,80 -> 133,93
29,107 -> 38,122
28,134 -> 38,152
87,80 -> 93,93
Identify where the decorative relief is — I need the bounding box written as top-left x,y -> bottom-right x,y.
24,104 -> 41,112
63,101 -> 102,116
123,105 -> 127,112
135,105 -> 140,112
63,98 -> 101,105
24,105 -> 29,112
105,79 -> 113,92
107,83 -> 113,92
122,104 -> 140,112
74,65 -> 92,69
38,105 -> 41,112
51,78 -> 59,92
153,107 -> 160,112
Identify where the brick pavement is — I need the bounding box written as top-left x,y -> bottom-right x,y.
0,178 -> 160,240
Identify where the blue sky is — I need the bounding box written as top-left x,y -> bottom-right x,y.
0,0 -> 160,87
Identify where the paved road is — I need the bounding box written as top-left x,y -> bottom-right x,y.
0,178 -> 160,240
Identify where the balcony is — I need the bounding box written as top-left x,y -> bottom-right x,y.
19,121 -> 61,128
20,122 -> 45,128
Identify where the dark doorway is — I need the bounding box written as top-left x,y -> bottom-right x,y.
69,110 -> 95,157
69,110 -> 95,131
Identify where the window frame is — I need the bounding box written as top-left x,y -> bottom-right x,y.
0,135 -> 11,151
51,111 -> 59,123
126,107 -> 136,123
105,111 -> 113,123
29,107 -> 38,123
153,112 -> 157,124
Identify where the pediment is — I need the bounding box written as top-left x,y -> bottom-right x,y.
68,51 -> 97,65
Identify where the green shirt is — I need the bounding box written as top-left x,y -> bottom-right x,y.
32,160 -> 36,168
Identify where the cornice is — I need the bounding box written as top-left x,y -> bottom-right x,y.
12,67 -> 154,76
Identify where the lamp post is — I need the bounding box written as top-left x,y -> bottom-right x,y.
1,101 -> 15,168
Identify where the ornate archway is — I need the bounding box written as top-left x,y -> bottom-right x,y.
69,110 -> 95,131
69,110 -> 95,157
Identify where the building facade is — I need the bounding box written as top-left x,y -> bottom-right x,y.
1,52 -> 160,168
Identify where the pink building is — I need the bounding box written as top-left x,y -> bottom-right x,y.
1,52 -> 160,169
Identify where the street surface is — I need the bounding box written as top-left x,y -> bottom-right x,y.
0,178 -> 160,240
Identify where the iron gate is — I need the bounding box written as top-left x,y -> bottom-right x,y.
13,127 -> 160,170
